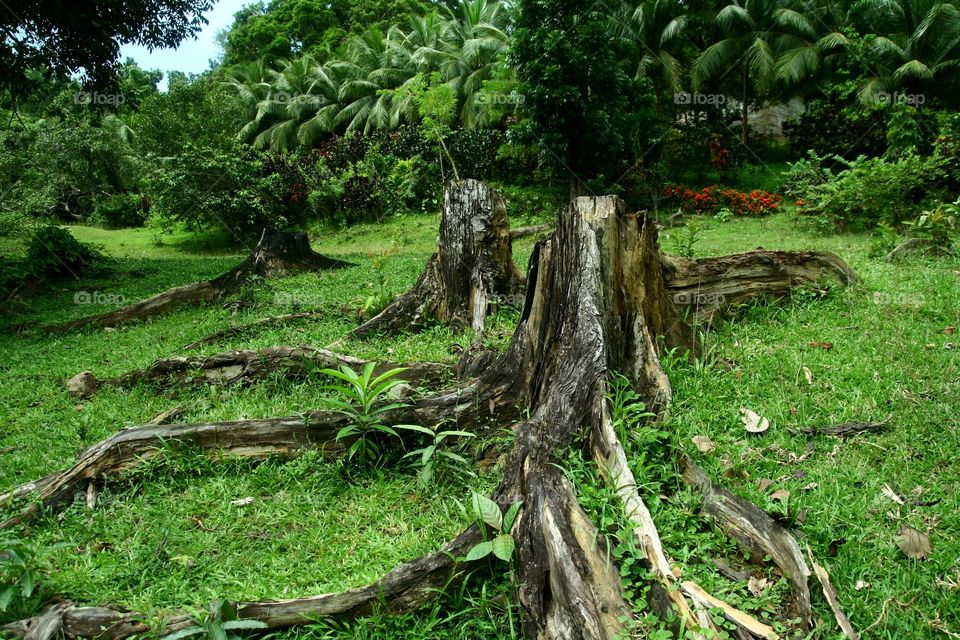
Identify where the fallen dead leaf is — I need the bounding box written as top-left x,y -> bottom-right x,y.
855,580 -> 871,591
807,341 -> 834,351
895,526 -> 931,560
741,407 -> 770,434
770,489 -> 791,502
946,326 -> 956,336
748,575 -> 769,596
801,482 -> 819,491
758,478 -> 773,492
692,435 -> 717,454
802,366 -> 814,385
881,484 -> 906,505
231,497 -> 255,507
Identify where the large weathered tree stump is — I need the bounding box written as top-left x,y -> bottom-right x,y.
352,179 -> 525,338
44,230 -> 348,333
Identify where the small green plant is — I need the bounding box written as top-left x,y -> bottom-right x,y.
0,538 -> 38,614
905,199 -> 959,255
464,494 -> 521,563
400,422 -> 476,487
165,600 -> 268,640
668,217 -> 703,258
869,220 -> 900,257
320,363 -> 417,465
714,207 -> 733,223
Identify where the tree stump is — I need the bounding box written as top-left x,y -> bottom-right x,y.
352,179 -> 525,338
44,230 -> 348,333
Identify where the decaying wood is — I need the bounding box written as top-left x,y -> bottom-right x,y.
680,456 -> 813,628
1,527 -> 483,640
352,179 -> 525,338
884,237 -> 933,262
510,223 -> 554,239
808,546 -> 859,639
591,395 -> 778,638
791,415 -> 892,437
44,230 -> 348,333
74,347 -> 450,395
0,414 -> 349,528
181,312 -> 328,350
661,250 -> 858,321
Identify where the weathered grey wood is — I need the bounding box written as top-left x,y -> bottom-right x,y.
352,179 -> 525,337
44,230 -> 348,333
181,312 -> 328,350
1,527 -> 482,640
661,250 -> 857,321
80,346 -> 450,394
680,456 -> 813,628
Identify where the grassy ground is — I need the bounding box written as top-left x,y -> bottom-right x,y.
1,208 -> 958,638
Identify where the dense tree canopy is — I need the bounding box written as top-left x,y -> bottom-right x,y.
0,0 -> 213,97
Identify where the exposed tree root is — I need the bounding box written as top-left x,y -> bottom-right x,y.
181,312 -> 328,350
351,179 -> 525,339
680,457 -> 813,628
661,249 -> 858,322
44,231 -> 349,334
71,346 -> 451,396
1,527 -> 483,640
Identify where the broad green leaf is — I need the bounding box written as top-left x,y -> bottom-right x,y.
394,424 -> 434,436
502,501 -> 523,531
20,570 -> 34,598
491,534 -> 515,561
207,621 -> 228,640
162,628 -> 205,640
0,585 -> 14,611
464,540 -> 493,562
223,621 -> 269,631
471,493 -> 502,530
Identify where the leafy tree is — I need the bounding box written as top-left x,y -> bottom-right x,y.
511,0 -> 648,187
0,0 -> 214,97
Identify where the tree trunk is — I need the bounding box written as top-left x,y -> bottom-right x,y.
351,180 -> 525,338
742,66 -> 750,147
44,230 -> 349,333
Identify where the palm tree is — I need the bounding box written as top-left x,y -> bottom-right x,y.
691,0 -> 847,145
853,0 -> 960,104
617,0 -> 690,99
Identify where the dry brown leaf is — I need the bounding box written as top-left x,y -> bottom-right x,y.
741,407 -> 770,434
802,366 -> 814,385
881,484 -> 906,505
895,526 -> 931,560
808,341 -> 834,351
758,478 -> 773,492
771,489 -> 791,502
946,326 -> 956,336
692,435 -> 717,454
748,576 -> 769,596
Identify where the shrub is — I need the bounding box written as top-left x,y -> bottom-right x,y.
662,185 -> 781,217
93,193 -> 146,228
799,153 -> 947,231
24,226 -> 104,279
781,152 -> 834,199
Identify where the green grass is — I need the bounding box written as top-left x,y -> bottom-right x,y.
1,208 -> 958,638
